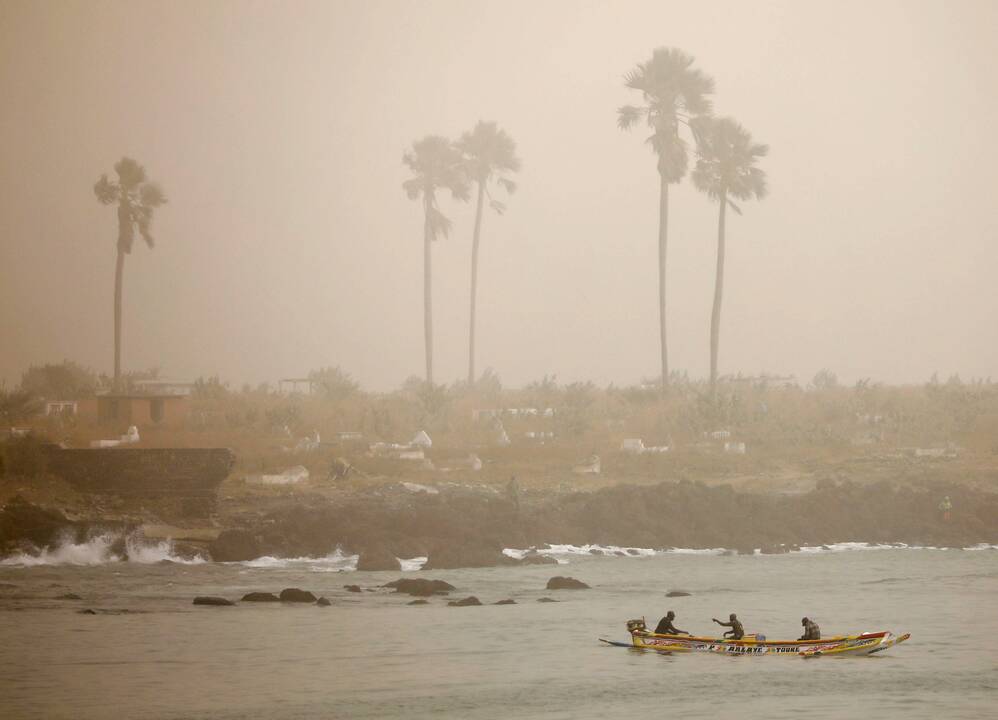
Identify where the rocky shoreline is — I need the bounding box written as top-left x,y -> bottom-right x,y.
3,478 -> 996,568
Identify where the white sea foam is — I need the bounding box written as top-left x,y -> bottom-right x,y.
0,531 -> 205,567
238,548 -> 358,572
398,556 -> 427,572
964,543 -> 998,551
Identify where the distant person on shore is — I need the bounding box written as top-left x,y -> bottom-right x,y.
654,611 -> 688,635
799,617 -> 821,640
712,613 -> 744,640
939,496 -> 952,522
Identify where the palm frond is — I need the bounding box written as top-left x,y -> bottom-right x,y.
93,175 -> 118,204
496,176 -> 517,194
114,157 -> 146,190
427,205 -> 452,240
139,183 -> 167,208
489,199 -> 506,215
617,105 -> 644,130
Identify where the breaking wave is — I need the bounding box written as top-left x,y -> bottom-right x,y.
0,531 -> 206,567
235,550 -> 427,572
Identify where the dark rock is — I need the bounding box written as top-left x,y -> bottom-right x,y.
193,596 -> 234,606
343,585 -> 362,593
382,578 -> 455,596
665,590 -> 691,597
537,597 -> 558,603
407,599 -> 429,605
316,597 -> 331,606
495,598 -> 516,605
0,496 -> 77,549
518,553 -> 558,566
546,576 -> 590,590
423,540 -> 517,570
447,596 -> 482,607
355,544 -> 401,572
78,608 -> 98,615
208,530 -> 262,563
241,592 -> 280,602
56,592 -> 82,600
279,588 -> 317,603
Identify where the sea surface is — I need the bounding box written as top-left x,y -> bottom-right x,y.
1,540 -> 996,719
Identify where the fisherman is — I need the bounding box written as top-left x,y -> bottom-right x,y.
938,495 -> 952,522
799,617 -> 821,640
712,613 -> 745,640
654,611 -> 688,635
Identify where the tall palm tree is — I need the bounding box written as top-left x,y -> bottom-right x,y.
456,121 -> 521,385
93,157 -> 167,386
691,117 -> 768,392
403,136 -> 469,384
618,48 -> 714,390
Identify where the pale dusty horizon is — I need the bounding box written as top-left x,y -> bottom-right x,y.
2,0 -> 997,391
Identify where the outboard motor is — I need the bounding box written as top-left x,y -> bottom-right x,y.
626,618 -> 647,633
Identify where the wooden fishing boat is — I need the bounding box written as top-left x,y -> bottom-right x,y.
619,619 -> 910,657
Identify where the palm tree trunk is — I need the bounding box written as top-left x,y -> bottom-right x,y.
658,175 -> 670,390
710,190 -> 727,394
467,181 -> 485,385
423,197 -> 434,385
113,247 -> 124,387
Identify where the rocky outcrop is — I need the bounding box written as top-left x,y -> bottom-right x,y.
208,530 -> 262,562
447,596 -> 482,607
56,592 -> 82,600
537,597 -> 558,602
423,540 -> 517,570
546,576 -> 589,590
279,588 -> 316,603
495,598 -> 516,605
0,496 -> 77,551
383,578 -> 455,596
316,597 -> 331,606
355,544 -> 400,572
518,552 -> 558,565
343,585 -> 362,593
407,599 -> 429,605
666,590 -> 691,597
241,592 -> 280,602
193,596 -> 234,606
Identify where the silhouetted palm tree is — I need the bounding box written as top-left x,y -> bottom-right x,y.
93,157 -> 167,386
403,136 -> 469,384
456,121 -> 521,385
691,117 -> 768,392
618,48 -> 714,390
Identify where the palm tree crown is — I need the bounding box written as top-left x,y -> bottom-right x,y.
456,121 -> 520,211
94,157 -> 167,252
618,47 -> 715,181
402,136 -> 470,237
692,117 -> 768,207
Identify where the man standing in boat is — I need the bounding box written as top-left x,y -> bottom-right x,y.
712,613 -> 744,639
799,617 -> 821,640
654,611 -> 688,635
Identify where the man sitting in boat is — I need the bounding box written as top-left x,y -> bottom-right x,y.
712,613 -> 745,640
653,611 -> 688,635
799,617 -> 821,640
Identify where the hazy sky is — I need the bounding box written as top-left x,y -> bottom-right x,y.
2,0 -> 996,391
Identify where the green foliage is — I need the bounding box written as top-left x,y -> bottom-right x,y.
19,361 -> 97,399
308,366 -> 359,403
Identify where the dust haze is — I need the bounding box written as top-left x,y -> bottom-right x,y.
2,0 -> 997,389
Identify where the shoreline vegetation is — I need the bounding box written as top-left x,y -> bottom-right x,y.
2,365 -> 997,567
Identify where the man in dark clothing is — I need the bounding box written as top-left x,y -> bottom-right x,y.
654,611 -> 688,635
799,617 -> 820,640
712,613 -> 745,640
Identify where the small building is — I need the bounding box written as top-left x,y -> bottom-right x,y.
45,400 -> 79,416
96,393 -> 189,427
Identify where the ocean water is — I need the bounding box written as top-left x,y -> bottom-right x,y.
1,542 -> 996,719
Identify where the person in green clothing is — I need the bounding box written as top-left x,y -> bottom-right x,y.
939,496 -> 952,522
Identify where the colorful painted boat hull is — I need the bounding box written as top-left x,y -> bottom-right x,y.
627,621 -> 909,657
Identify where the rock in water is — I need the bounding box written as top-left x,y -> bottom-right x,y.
56,592 -> 82,600
382,579 -> 455,596
407,599 -> 429,605
495,599 -> 516,605
518,553 -> 558,566
78,608 -> 98,615
343,585 -> 362,593
665,590 -> 691,597
423,540 -> 517,570
355,544 -> 401,572
447,596 -> 482,607
546,576 -> 590,590
279,588 -> 317,603
316,597 -> 331,606
537,597 -> 558,603
193,596 -> 234,606
241,592 -> 280,602
208,530 -> 262,562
